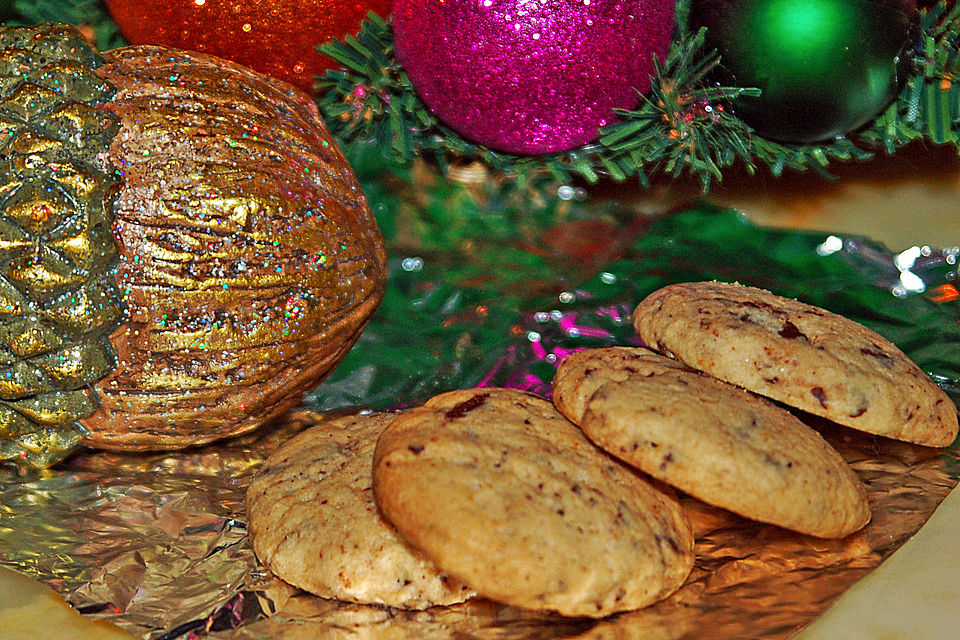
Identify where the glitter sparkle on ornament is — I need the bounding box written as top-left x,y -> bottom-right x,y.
393,0 -> 676,154
104,0 -> 393,92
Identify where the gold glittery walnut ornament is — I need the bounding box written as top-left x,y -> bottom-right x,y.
0,24 -> 387,468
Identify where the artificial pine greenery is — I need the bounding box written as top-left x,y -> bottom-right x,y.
3,0 -> 959,191
319,1 -> 960,190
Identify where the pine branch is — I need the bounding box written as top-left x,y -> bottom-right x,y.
860,3 -> 960,149
317,13 -> 566,186
318,2 -> 960,191
596,26 -> 873,189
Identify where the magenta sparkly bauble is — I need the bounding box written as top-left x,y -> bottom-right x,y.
393,0 -> 676,154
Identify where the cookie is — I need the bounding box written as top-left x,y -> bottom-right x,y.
553,347 -> 871,538
632,281 -> 958,447
372,387 -> 694,618
246,412 -> 473,609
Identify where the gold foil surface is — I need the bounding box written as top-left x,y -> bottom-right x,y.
2,185 -> 959,637
0,405 -> 956,640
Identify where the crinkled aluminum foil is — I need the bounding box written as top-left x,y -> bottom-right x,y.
1,407 -> 955,640
2,205 -> 959,639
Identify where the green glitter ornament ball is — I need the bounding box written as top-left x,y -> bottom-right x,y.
689,0 -> 919,143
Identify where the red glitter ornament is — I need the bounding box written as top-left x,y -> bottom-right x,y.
104,0 -> 392,92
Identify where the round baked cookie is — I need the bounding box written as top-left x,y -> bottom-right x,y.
553,347 -> 871,538
246,412 -> 473,609
632,281 -> 959,447
553,347 -> 692,426
372,387 -> 694,618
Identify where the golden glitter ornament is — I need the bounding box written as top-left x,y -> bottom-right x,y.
0,24 -> 388,468
103,0 -> 393,92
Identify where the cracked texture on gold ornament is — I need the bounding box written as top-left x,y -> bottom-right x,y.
81,44 -> 387,451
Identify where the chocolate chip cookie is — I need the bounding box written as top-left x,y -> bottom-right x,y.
632,281 -> 958,447
246,412 -> 473,609
372,387 -> 694,617
554,347 -> 871,538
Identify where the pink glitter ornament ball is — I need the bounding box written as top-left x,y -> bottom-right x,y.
393,0 -> 676,155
